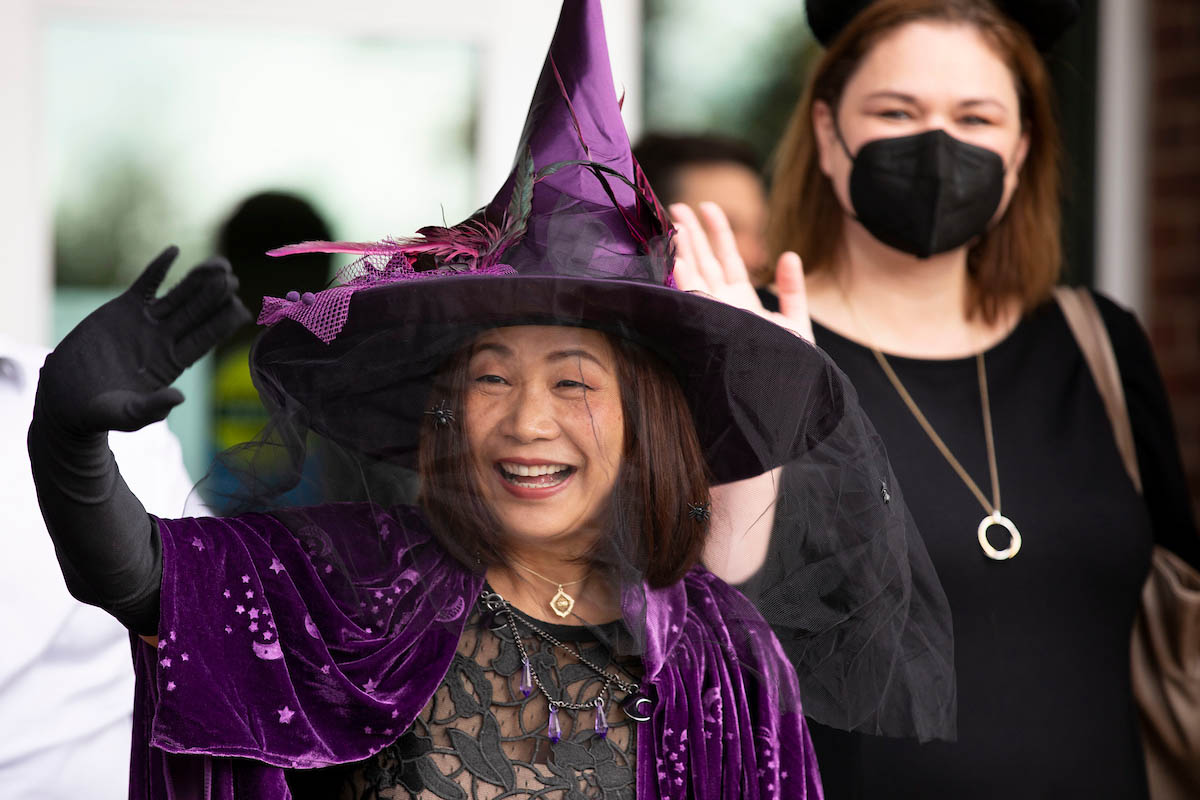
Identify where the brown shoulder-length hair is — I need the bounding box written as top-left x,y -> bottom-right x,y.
417,328 -> 711,588
768,0 -> 1062,322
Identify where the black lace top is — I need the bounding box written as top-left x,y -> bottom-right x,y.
287,597 -> 642,799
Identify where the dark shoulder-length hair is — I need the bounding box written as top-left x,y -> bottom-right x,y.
417,328 -> 711,588
768,0 -> 1062,323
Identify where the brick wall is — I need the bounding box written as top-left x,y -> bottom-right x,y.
1148,0 -> 1200,519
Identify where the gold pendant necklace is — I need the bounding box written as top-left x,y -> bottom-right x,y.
838,284 -> 1021,560
511,560 -> 589,617
871,350 -> 1021,560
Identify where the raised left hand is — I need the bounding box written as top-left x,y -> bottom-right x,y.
669,202 -> 813,342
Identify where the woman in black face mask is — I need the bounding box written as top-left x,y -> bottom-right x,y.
670,0 -> 1200,798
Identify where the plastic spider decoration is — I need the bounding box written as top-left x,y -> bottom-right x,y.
425,400 -> 455,429
687,502 -> 712,523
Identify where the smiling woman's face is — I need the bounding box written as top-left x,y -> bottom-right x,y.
464,325 -> 624,547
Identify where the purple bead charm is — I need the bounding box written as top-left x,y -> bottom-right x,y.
547,703 -> 562,743
594,696 -> 609,739
519,657 -> 533,698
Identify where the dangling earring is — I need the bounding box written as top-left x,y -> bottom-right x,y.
425,399 -> 455,428
687,502 -> 711,522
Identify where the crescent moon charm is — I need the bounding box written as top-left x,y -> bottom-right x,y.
621,693 -> 654,723
978,512 -> 1022,561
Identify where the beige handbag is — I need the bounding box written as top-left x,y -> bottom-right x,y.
1054,287 -> 1200,799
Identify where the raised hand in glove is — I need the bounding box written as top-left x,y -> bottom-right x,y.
28,247 -> 250,635
38,245 -> 250,434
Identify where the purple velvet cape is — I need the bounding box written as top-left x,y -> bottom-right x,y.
129,503 -> 821,799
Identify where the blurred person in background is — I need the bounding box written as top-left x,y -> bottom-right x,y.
208,192 -> 395,510
633,133 -> 772,288
671,0 -> 1200,797
1,332 -> 196,799
212,191 -> 333,453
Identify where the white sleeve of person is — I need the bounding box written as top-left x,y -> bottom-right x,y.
0,334 -> 198,800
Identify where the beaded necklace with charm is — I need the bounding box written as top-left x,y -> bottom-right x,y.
478,591 -> 652,744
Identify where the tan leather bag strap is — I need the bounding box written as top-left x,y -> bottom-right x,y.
1052,287 -> 1144,494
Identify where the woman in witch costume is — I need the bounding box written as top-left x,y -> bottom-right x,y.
27,2 -> 953,798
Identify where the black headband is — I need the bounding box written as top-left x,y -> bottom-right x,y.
806,0 -> 1080,52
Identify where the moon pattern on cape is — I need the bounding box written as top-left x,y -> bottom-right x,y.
434,596 -> 466,622
304,614 -> 321,638
252,640 -> 284,660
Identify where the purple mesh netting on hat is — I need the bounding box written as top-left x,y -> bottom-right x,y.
258,250 -> 519,345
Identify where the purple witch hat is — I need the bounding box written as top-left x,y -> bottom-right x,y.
261,0 -> 673,344
251,0 -> 840,483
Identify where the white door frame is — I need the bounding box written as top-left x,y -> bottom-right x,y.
1096,0 -> 1148,318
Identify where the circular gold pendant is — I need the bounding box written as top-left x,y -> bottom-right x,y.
977,512 -> 1021,560
550,586 -> 575,618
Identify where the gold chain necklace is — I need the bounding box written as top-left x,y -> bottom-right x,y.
510,560 -> 590,617
839,287 -> 1022,560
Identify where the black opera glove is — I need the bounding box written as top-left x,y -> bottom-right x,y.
27,246 -> 250,635
37,245 -> 251,434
